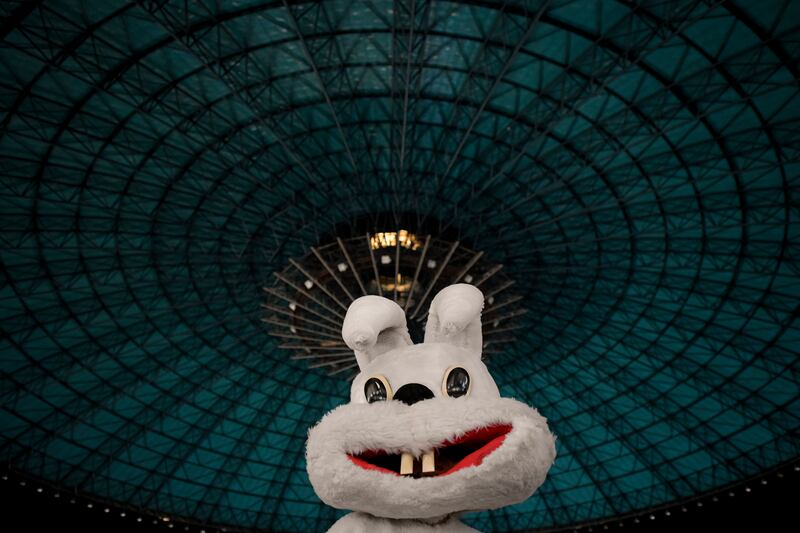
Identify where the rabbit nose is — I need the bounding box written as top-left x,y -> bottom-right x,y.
393,383 -> 435,405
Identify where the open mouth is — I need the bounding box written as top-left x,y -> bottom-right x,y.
347,424 -> 512,478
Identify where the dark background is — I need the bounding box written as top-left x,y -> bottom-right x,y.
3,465 -> 797,532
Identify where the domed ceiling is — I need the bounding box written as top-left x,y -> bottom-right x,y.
1,0 -> 798,531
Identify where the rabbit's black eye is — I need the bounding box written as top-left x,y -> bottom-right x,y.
364,376 -> 392,403
444,367 -> 470,398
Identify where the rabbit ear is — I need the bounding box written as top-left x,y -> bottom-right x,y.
342,295 -> 413,370
424,284 -> 484,358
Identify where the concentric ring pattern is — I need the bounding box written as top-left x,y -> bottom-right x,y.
1,1 -> 799,531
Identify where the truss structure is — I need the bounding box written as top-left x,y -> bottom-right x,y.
263,232 -> 527,376
1,1 -> 798,531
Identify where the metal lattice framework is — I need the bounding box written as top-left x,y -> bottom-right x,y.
263,231 -> 528,376
0,0 -> 798,531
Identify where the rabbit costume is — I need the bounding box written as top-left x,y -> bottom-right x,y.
306,284 -> 557,532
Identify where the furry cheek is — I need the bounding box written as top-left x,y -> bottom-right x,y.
305,397 -> 557,520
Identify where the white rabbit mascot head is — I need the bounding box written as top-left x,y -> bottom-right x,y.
305,284 -> 556,531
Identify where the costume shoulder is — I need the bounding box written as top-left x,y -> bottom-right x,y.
327,512 -> 481,532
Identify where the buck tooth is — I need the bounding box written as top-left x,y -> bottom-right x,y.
422,450 -> 435,473
400,452 -> 414,475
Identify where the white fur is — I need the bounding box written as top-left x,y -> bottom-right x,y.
342,295 -> 413,368
424,284 -> 484,356
306,396 -> 556,519
306,285 -> 557,532
328,512 -> 480,532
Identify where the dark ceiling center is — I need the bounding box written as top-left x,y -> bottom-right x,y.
263,229 -> 528,375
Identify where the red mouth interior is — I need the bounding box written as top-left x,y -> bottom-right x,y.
347,424 -> 512,478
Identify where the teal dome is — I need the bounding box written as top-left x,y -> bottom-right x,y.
1,1 -> 798,531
